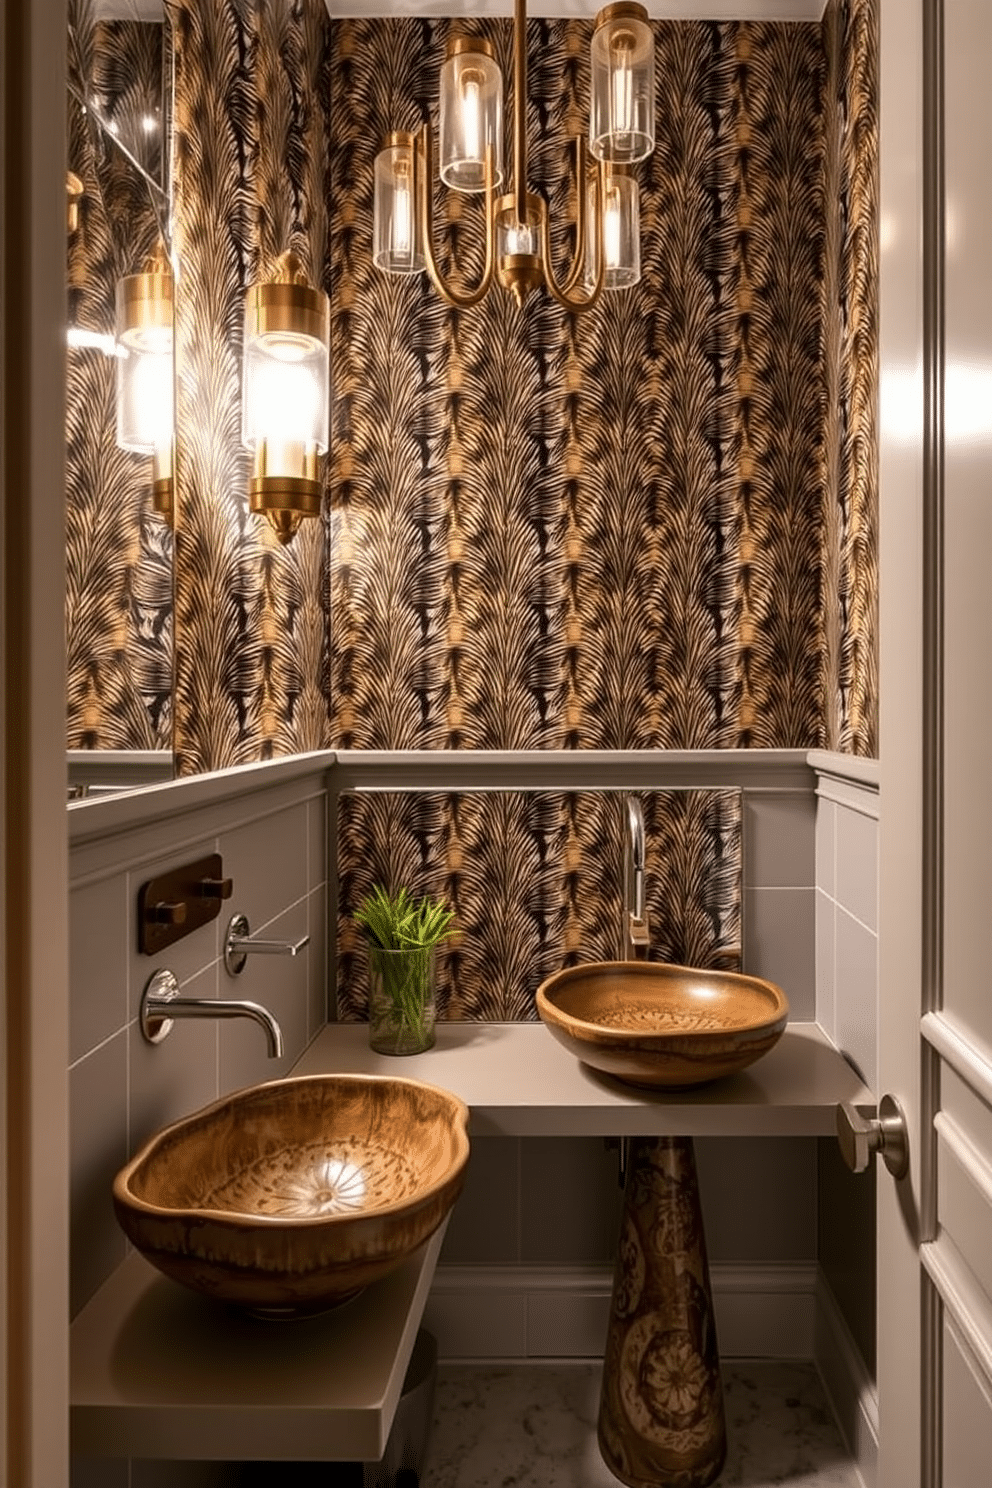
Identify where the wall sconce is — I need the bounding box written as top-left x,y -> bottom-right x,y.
242,251 -> 330,546
372,0 -> 654,314
115,243 -> 174,520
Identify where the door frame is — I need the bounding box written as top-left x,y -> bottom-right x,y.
1,0 -> 71,1482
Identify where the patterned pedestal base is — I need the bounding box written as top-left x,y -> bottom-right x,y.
598,1137 -> 727,1488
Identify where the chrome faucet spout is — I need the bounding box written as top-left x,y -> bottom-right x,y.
622,794 -> 650,960
140,969 -> 284,1057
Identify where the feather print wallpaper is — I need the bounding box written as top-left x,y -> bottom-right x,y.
65,1 -> 173,749
336,790 -> 742,1023
329,18 -> 839,753
167,0 -> 332,775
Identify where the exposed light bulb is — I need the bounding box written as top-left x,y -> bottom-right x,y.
610,35 -> 634,141
604,186 -> 622,270
461,75 -> 481,165
393,177 -> 413,258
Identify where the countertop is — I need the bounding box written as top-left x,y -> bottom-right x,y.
71,1018 -> 870,1462
293,1020 -> 873,1137
71,1224 -> 446,1462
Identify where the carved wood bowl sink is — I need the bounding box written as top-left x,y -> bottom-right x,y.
536,961 -> 789,1089
113,1073 -> 470,1318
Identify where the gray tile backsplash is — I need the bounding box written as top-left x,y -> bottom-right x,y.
68,764 -> 331,1317
70,1030 -> 128,1317
744,790 -> 817,889
70,872 -> 129,1064
743,887 -> 817,1018
814,766 -> 879,1091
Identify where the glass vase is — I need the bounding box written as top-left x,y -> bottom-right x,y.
367,944 -> 437,1055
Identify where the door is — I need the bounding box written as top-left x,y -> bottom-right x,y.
878,2 -> 992,1484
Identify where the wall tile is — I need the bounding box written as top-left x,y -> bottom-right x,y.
816,887 -> 836,1040
440,1137 -> 520,1266
308,792 -> 327,890
743,888 -> 816,1020
222,803 -> 308,936
526,1292 -> 611,1358
71,1031 -> 128,1317
835,804 -> 878,931
520,1138 -> 625,1266
70,871 -> 129,1063
834,907 -> 878,1091
218,900 -> 310,1090
306,884 -> 327,1043
744,792 -> 816,889
815,797 -> 837,900
129,962 -> 220,1157
696,1137 -> 817,1263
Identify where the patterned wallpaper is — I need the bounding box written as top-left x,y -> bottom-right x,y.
65,3 -> 173,749
823,0 -> 879,757
330,17 -> 835,752
336,790 -> 742,1022
167,0 -> 333,775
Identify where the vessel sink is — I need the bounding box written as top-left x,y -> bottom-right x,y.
113,1073 -> 470,1318
536,961 -> 789,1089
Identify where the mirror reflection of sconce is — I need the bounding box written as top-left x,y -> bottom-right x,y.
242,251 -> 330,546
115,243 -> 175,521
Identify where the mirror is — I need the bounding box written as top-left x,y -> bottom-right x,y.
66,0 -> 174,762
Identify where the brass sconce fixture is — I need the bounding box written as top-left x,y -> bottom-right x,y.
372,0 -> 655,313
115,243 -> 175,520
242,251 -> 330,545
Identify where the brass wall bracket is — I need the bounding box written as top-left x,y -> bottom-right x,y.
138,853 -> 233,955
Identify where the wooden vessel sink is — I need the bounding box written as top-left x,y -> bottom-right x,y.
113,1073 -> 470,1318
536,961 -> 789,1089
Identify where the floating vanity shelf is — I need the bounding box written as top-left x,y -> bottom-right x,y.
71,1020 -> 869,1463
71,1224 -> 446,1462
294,1019 -> 873,1137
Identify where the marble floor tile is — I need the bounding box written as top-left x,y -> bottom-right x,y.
421,1361 -> 863,1488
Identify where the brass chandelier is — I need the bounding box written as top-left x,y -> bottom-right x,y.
373,0 -> 655,313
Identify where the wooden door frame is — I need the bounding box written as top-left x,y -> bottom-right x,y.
1,0 -> 70,1482
877,0 -> 943,1484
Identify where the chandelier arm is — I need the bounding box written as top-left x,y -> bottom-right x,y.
540,158 -> 606,314
417,123 -> 495,310
560,135 -> 591,297
513,0 -> 529,229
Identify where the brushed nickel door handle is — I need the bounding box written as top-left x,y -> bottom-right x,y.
836,1094 -> 910,1180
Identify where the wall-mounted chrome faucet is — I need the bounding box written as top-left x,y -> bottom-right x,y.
622,793 -> 650,960
224,913 -> 310,977
140,968 -> 284,1058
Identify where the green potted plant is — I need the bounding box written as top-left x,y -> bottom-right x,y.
354,885 -> 455,1055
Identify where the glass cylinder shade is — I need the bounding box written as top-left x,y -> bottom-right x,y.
496,208 -> 540,262
373,134 -> 424,274
589,4 -> 655,165
115,264 -> 174,456
242,285 -> 329,462
585,173 -> 640,290
439,39 -> 503,193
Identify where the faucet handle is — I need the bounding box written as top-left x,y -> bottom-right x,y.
626,911 -> 651,957
224,913 -> 310,976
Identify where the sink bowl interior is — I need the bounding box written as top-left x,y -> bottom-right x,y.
536,961 -> 789,1089
114,1073 -> 470,1317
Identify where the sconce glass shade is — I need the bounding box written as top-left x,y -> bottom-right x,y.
589,3 -> 655,165
243,251 -> 330,544
585,172 -> 640,290
373,133 -> 425,275
439,37 -> 504,193
116,246 -> 175,516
